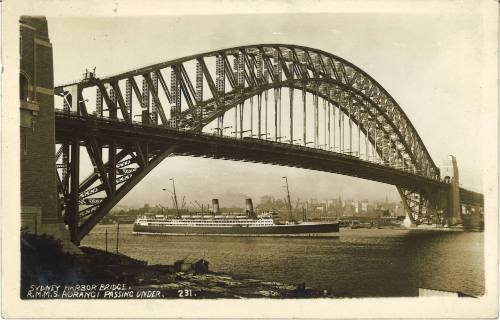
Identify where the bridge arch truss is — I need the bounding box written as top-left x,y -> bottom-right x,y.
55,44 -> 449,243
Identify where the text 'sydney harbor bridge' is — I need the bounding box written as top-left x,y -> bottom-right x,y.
20,18 -> 484,245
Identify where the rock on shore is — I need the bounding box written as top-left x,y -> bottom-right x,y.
21,233 -> 335,299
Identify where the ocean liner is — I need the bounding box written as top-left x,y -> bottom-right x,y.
133,199 -> 339,236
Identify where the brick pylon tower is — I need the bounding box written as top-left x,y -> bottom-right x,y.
20,16 -> 76,250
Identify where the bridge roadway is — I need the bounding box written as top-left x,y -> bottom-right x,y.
55,111 -> 450,192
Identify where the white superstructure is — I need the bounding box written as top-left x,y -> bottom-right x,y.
135,212 -> 276,228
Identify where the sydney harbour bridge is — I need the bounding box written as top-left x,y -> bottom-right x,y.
48,44 -> 484,244
20,13 -> 484,247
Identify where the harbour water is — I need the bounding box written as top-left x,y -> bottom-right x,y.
82,225 -> 484,297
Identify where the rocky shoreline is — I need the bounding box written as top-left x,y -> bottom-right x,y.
21,233 -> 336,298
133,272 -> 333,298
79,247 -> 336,298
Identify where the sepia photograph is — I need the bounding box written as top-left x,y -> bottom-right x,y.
2,0 -> 498,318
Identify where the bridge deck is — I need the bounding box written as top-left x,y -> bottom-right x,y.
55,111 -> 449,191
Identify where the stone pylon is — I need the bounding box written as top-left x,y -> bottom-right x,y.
20,16 -> 79,253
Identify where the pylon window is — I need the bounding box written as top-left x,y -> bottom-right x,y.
20,73 -> 29,101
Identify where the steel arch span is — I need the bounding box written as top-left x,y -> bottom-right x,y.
54,44 -> 476,243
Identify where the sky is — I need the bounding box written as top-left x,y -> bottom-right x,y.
46,9 -> 487,208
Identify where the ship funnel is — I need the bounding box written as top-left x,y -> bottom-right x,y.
245,198 -> 257,218
212,199 -> 220,214
245,198 -> 254,214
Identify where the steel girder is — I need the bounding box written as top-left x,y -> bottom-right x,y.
56,85 -> 175,244
55,45 -> 439,180
397,187 -> 444,225
55,123 -> 177,244
184,79 -> 423,174
54,45 -> 451,239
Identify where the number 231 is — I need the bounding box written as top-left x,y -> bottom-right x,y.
178,289 -> 193,297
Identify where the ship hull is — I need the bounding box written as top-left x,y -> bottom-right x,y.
133,222 -> 339,236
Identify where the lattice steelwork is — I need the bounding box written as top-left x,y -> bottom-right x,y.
125,79 -> 132,117
151,71 -> 158,125
141,78 -> 149,124
96,88 -> 103,117
170,66 -> 181,128
215,55 -> 225,135
53,44 -> 469,244
195,61 -> 203,121
109,87 -> 116,107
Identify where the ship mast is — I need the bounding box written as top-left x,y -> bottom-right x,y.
282,176 -> 293,221
170,178 -> 180,217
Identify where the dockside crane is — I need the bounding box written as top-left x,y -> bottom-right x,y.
193,200 -> 204,213
282,176 -> 293,221
157,204 -> 168,214
180,196 -> 186,211
169,178 -> 180,217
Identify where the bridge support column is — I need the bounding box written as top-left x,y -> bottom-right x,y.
340,105 -> 344,152
289,88 -> 293,143
333,102 -> 336,150
257,94 -> 262,139
239,103 -> 243,138
250,97 -> 254,136
274,88 -> 278,141
69,138 -> 80,244
278,88 -> 281,140
441,155 -> 461,225
323,99 -> 327,148
264,89 -> 268,139
234,104 -> 238,138
109,140 -> 117,193
313,91 -> 318,148
302,89 -> 306,146
328,101 -> 331,150
348,105 -> 352,155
